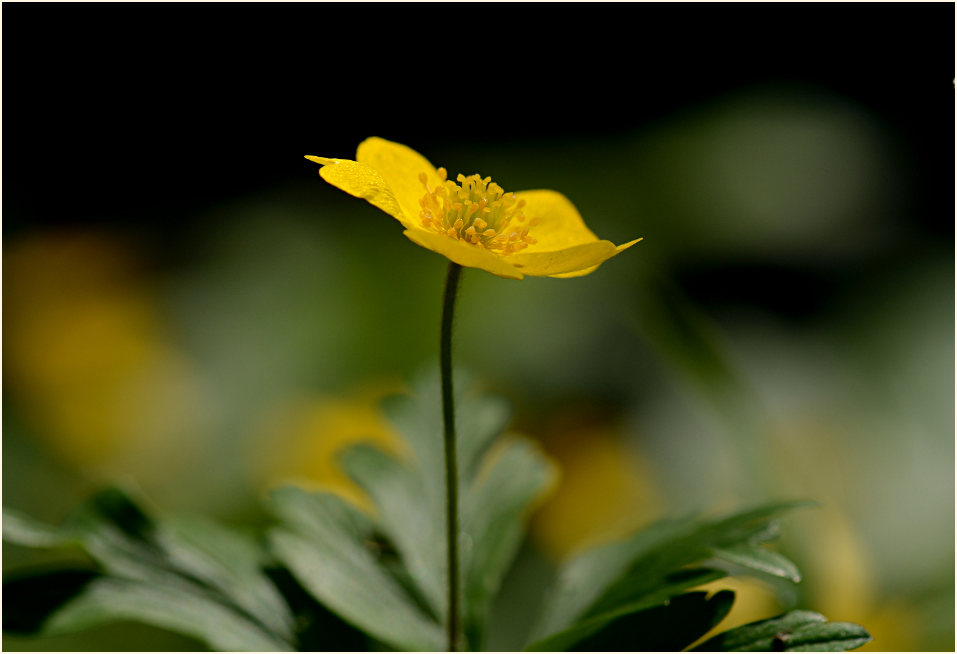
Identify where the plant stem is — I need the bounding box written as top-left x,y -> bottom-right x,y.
440,261 -> 463,651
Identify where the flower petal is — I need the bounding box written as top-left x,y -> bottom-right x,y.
305,156 -> 409,227
402,229 -> 524,280
548,238 -> 643,278
506,240 -> 619,276
513,190 -> 600,251
357,137 -> 443,232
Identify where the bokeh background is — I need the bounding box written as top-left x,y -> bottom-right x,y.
3,4 -> 953,652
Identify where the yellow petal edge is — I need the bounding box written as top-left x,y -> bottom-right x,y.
305,139 -> 641,279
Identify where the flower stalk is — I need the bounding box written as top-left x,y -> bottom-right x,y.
440,261 -> 463,651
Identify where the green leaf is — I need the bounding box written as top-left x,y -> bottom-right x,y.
44,576 -> 291,651
351,368 -> 501,621
159,514 -> 297,642
59,487 -> 197,586
571,590 -> 735,651
691,610 -> 872,651
378,368 -> 509,487
3,487 -> 296,651
73,488 -> 296,645
525,568 -> 726,651
3,508 -> 80,549
527,502 -> 810,649
339,442 -> 446,618
529,514 -> 697,644
461,437 -> 556,646
269,368 -> 553,651
267,486 -> 445,652
710,542 -> 802,583
456,383 -> 514,484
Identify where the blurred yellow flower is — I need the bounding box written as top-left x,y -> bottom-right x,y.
250,382 -> 405,512
306,137 -> 641,279
4,232 -> 210,478
530,413 -> 663,560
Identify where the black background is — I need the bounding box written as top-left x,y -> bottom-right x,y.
4,3 -> 952,242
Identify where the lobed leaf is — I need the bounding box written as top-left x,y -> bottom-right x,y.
270,529 -> 442,651
3,487 -> 296,651
691,610 -> 872,651
709,542 -> 802,583
461,437 -> 557,647
268,368 -> 552,651
159,514 -> 297,641
527,501 -> 811,649
380,370 -> 554,648
44,576 -> 290,651
339,442 -> 446,618
3,508 -> 81,549
266,486 -> 445,651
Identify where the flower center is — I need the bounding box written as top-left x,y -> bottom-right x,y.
418,168 -> 538,254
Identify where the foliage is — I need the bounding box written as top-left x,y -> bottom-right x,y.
3,489 -> 295,651
3,371 -> 870,651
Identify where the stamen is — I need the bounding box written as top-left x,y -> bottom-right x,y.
417,169 -> 538,254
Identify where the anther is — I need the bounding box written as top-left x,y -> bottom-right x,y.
418,168 -> 537,255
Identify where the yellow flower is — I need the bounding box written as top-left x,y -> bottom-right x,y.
249,382 -> 406,513
306,137 -> 641,279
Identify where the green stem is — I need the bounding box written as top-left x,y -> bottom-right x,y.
440,261 -> 463,651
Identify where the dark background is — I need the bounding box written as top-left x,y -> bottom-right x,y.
6,5 -> 951,328
5,5 -> 949,237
